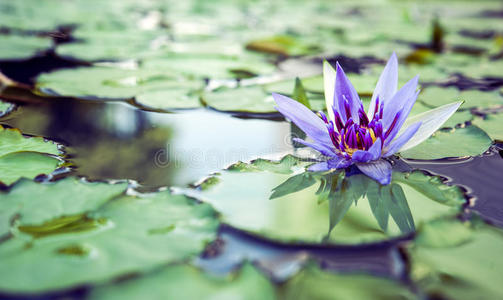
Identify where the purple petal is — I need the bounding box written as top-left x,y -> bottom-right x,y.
335,63 -> 361,123
308,157 -> 350,172
293,138 -> 337,157
369,52 -> 398,118
384,90 -> 420,145
351,138 -> 382,162
382,75 -> 419,129
273,93 -> 332,146
323,60 -> 337,122
356,159 -> 392,185
398,101 -> 463,152
383,122 -> 422,157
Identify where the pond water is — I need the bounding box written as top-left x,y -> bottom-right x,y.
1,0 -> 503,299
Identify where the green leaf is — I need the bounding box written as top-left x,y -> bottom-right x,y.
88,263 -> 276,300
0,35 -> 52,60
196,156 -> 465,245
246,35 -> 319,56
0,126 -> 62,185
0,177 -> 127,237
292,78 -> 311,109
0,152 -> 60,186
472,112 -> 503,142
0,183 -> 219,293
400,126 -> 492,160
0,99 -> 14,117
281,264 -> 416,300
37,66 -> 204,101
419,87 -> 503,109
408,219 -> 503,300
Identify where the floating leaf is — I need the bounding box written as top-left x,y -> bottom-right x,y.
0,99 -> 14,117
246,35 -> 319,56
89,263 -> 276,300
36,66 -> 203,101
408,218 -> 503,300
400,126 -> 492,160
472,112 -> 503,142
0,35 -> 52,60
0,177 -> 128,237
419,86 -> 503,109
0,186 -> 219,293
281,264 -> 416,300
0,126 -> 62,185
195,157 -> 465,245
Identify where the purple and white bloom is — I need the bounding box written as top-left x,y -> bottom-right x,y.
273,53 -> 462,185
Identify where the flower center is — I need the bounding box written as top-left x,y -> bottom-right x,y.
318,97 -> 392,159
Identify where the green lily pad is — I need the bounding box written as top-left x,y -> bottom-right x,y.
246,35 -> 319,56
89,263 -> 276,300
142,54 -> 276,80
408,218 -> 503,300
419,86 -> 503,109
472,112 -> 503,142
56,29 -> 164,61
0,126 -> 62,185
203,85 -> 326,114
36,66 -> 204,101
281,264 -> 416,300
196,156 -> 465,245
0,177 -> 128,237
400,126 -> 492,160
0,185 -> 219,293
0,34 -> 52,60
0,99 -> 14,117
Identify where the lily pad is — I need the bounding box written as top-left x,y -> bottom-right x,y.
400,126 -> 492,160
56,29 -> 165,61
0,126 -> 62,185
89,263 -> 276,300
419,86 -> 503,109
143,55 -> 276,80
0,34 -> 52,60
36,66 -> 204,101
0,177 -> 128,237
281,264 -> 416,300
246,35 -> 319,56
203,85 -> 325,114
408,218 -> 503,300
195,156 -> 465,245
472,112 -> 503,142
0,99 -> 14,117
0,186 -> 219,293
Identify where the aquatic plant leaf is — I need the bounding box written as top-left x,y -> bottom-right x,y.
195,156 -> 465,245
0,35 -> 52,60
292,77 -> 311,109
281,264 -> 416,300
472,112 -> 503,142
0,187 -> 219,293
0,152 -> 60,186
408,218 -> 503,300
0,177 -> 127,237
0,126 -> 62,185
143,55 -> 275,80
0,99 -> 14,117
88,263 -> 275,300
400,126 -> 492,160
36,66 -> 204,101
419,87 -> 503,109
246,35 -> 319,56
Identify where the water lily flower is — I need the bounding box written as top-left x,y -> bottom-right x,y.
273,53 -> 462,185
